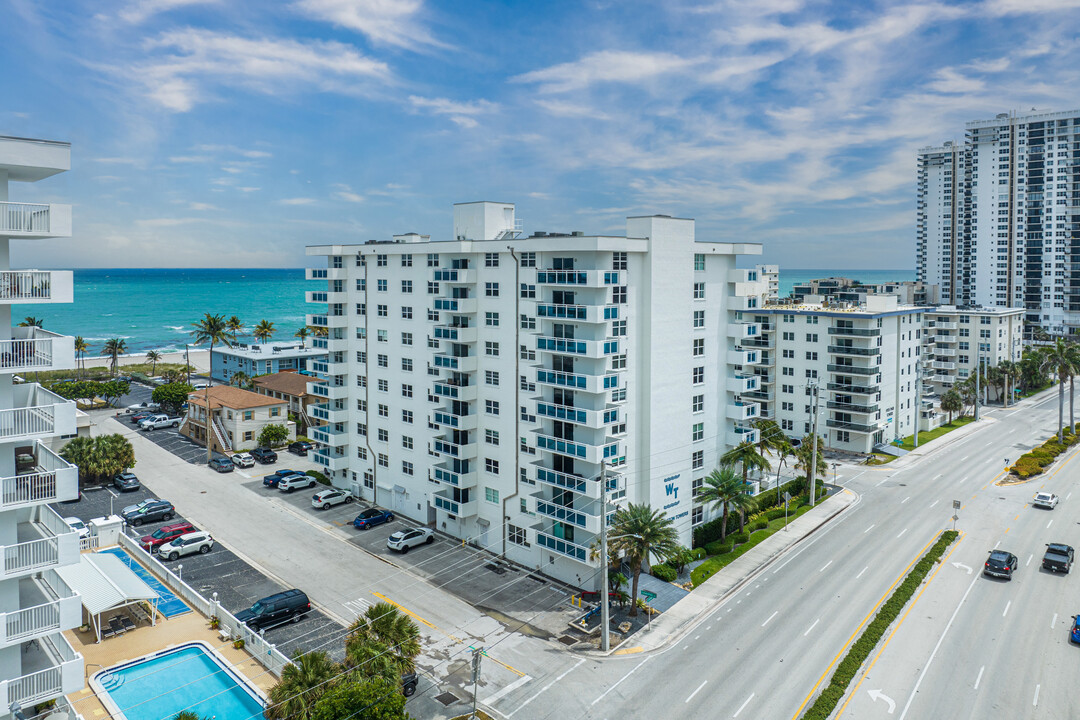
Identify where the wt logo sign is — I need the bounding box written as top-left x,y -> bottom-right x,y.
665,482 -> 679,500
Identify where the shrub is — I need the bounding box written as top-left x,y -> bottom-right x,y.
651,563 -> 677,582
690,547 -> 707,561
750,519 -> 768,532
257,424 -> 290,448
306,470 -> 331,485
729,532 -> 749,545
705,540 -> 730,556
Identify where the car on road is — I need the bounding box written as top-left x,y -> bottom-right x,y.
251,447 -> 278,464
387,527 -> 434,553
160,531 -> 214,561
1044,543 -> 1075,573
984,550 -> 1019,579
1071,616 -> 1080,644
288,440 -> 313,456
139,414 -> 183,431
113,472 -> 141,492
209,457 -> 234,473
354,508 -> 394,530
130,411 -> 156,425
279,474 -> 317,493
232,452 -> 255,468
122,499 -> 175,527
263,469 -> 300,488
63,517 -> 89,539
235,589 -> 311,631
139,521 -> 196,553
1033,492 -> 1060,509
311,488 -> 353,509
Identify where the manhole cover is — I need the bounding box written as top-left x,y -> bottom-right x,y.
558,635 -> 578,646
435,692 -> 458,706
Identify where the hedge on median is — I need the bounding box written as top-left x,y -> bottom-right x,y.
1010,423 -> 1080,478
799,530 -> 959,720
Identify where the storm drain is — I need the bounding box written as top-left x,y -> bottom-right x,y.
435,692 -> 459,706
558,635 -> 578,646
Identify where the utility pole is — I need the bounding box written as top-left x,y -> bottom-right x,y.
184,344 -> 191,384
809,383 -> 819,508
914,362 -> 922,448
470,646 -> 483,720
974,355 -> 981,422
598,459 -> 610,652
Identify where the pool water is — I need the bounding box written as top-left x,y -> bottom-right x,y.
94,643 -> 266,720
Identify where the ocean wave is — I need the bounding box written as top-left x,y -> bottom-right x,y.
166,326 -> 185,332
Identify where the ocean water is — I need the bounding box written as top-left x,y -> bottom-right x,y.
13,267 -> 914,355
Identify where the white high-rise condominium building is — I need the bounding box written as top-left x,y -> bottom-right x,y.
921,306 -> 1024,397
306,202 -> 767,587
0,136 -> 84,717
917,109 -> 1080,336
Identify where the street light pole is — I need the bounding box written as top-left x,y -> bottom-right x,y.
809,382 -> 819,508
598,459 -> 610,652
975,355 -> 981,422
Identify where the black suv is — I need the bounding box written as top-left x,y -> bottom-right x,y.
235,589 -> 311,630
113,472 -> 141,492
1043,543 -> 1075,574
251,447 -> 278,464
122,499 -> 175,527
984,550 -> 1018,579
288,441 -> 313,456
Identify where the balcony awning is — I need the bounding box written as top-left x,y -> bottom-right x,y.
55,553 -> 159,642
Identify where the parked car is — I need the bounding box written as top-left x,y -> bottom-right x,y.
113,472 -> 141,492
122,499 -> 175,527
1071,616 -> 1080,644
235,589 -> 311,630
311,489 -> 353,509
279,474 -> 317,493
1033,492 -> 1060,509
63,517 -> 89,539
401,672 -> 418,697
209,457 -> 234,473
1044,543 -> 1075,573
139,414 -> 182,431
263,469 -> 299,488
160,531 -> 214,561
232,452 -> 255,468
139,521 -> 196,553
130,411 -> 156,425
354,508 -> 394,530
251,447 -> 278,464
984,550 -> 1019,579
126,402 -> 161,413
387,527 -> 434,553
288,440 -> 314,456
122,498 -> 155,515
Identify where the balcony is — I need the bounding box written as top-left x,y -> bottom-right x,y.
535,368 -> 620,394
728,295 -> 761,312
434,297 -> 477,314
433,465 -> 478,488
0,271 -> 73,304
0,571 -> 81,650
535,433 -> 617,464
306,267 -> 345,281
535,303 -> 618,323
536,530 -> 591,563
535,401 -> 619,428
0,202 -> 72,239
935,347 -> 957,357
310,424 -> 346,446
828,364 -> 878,376
934,334 -> 957,345
433,353 -> 478,373
827,382 -> 878,395
827,401 -> 879,415
727,374 -> 759,394
305,290 -> 344,305
536,336 -> 620,358
828,326 -> 881,337
310,403 -> 348,425
932,361 -> 957,370
727,322 -> 760,339
432,269 -> 474,284
741,335 -> 774,349
935,321 -> 958,330
0,384 -> 76,443
432,490 -> 478,517
728,401 -> 759,421
433,409 -> 478,432
727,425 -> 759,446
743,388 -> 770,400
827,345 -> 881,357
433,438 -> 478,460
0,442 -> 78,512
1,505 -> 79,581
0,328 -> 76,374
311,446 -> 348,471
433,379 -> 477,402
534,499 -> 599,533
0,631 -> 83,709
433,325 -> 478,343
536,269 -> 619,287
827,418 -> 881,434
728,349 -> 760,366
310,382 -> 348,401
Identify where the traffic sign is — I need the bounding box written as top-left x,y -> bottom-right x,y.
640,590 -> 657,601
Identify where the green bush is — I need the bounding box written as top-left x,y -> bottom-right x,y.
306,470 -> 330,485
690,547 -> 707,561
750,519 -> 768,531
257,424 -> 290,448
651,563 -> 677,582
693,477 -> 810,547
705,540 -> 730,556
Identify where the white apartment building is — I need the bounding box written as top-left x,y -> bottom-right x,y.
756,264 -> 779,302
921,305 -> 1024,397
306,202 -> 765,587
917,109 -> 1080,336
917,141 -> 968,305
0,136 -> 84,717
747,295 -> 925,454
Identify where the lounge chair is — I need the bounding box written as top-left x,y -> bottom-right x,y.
109,617 -> 125,635
101,625 -> 115,640
121,615 -> 136,632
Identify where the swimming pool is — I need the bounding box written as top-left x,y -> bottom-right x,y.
91,641 -> 266,720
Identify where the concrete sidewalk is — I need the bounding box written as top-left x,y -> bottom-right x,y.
619,487 -> 859,654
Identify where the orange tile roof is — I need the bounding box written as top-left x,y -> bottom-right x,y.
253,371 -> 321,397
187,385 -> 284,411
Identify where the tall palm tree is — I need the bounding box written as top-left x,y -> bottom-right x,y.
190,313 -> 236,386
74,336 -> 88,377
145,350 -> 162,376
226,315 -> 245,340
17,316 -> 43,328
230,370 -> 252,390
1068,343 -> 1080,433
608,503 -> 679,617
794,434 -> 827,489
1040,337 -> 1076,439
998,359 -> 1017,409
295,326 -> 310,348
345,602 -> 421,677
265,650 -> 339,720
721,441 -> 771,487
941,389 -> 963,424
752,418 -> 787,489
254,319 -> 275,344
100,338 -> 127,375
696,467 -> 745,542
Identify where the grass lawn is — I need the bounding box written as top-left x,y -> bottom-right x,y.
1017,382 -> 1053,400
691,505 -> 814,587
865,453 -> 896,465
896,416 -> 975,451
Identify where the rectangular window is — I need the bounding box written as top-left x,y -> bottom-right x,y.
509,524 -> 529,546
357,447 -> 367,459
485,458 -> 500,475
805,351 -> 817,360
402,435 -> 413,450
243,410 -> 253,421
357,399 -> 367,412
485,370 -> 499,386
401,280 -> 412,294
692,394 -> 704,413
378,429 -> 389,442
692,422 -> 704,441
427,253 -> 439,267
693,311 -> 705,328
356,351 -> 366,363
377,304 -> 388,317
520,284 -> 536,298
402,409 -> 413,423
485,486 -> 499,502
485,252 -> 500,267
692,450 -> 704,469
243,431 -> 253,441
401,254 -> 412,267
693,282 -> 705,299
402,332 -> 413,346
378,453 -> 388,467
692,366 -> 704,384
427,281 -> 439,294
520,314 -> 536,330
401,306 -> 413,320
376,254 -> 387,267
520,345 -> 536,361
378,354 -> 388,368
612,319 -> 627,336
612,252 -> 628,270
485,341 -> 500,356
520,252 -> 536,267
485,312 -> 499,327
427,309 -> 439,322
485,399 -> 500,415
377,379 -> 388,392
613,286 -> 627,303
486,429 -> 499,445
377,330 -> 387,342
693,338 -> 704,356
402,384 -> 413,398
270,407 -> 280,417
357,423 -> 367,436
611,353 -> 627,370
694,253 -> 706,271
356,303 -> 366,316
485,282 -> 499,297
377,279 -> 387,292
401,358 -> 413,372
402,460 -> 414,476
692,506 -> 703,526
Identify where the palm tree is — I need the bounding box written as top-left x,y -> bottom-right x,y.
721,441 -> 771,487
752,418 -> 786,489
146,350 -> 162,376
345,602 -> 421,678
696,467 -> 746,541
1068,343 -> 1080,433
100,338 -> 127,375
226,315 -> 245,340
230,370 -> 252,389
956,376 -> 977,418
1040,337 -> 1077,439
74,336 -> 88,377
998,359 -> 1017,409
254,319 -> 275,344
17,316 -> 43,328
172,712 -> 212,720
190,313 -> 236,387
940,389 -> 963,424
295,326 -> 310,348
794,434 -> 826,487
608,503 -> 679,616
265,650 -> 339,720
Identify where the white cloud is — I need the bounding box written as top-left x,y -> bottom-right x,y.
168,155 -> 212,163
513,50 -> 703,93
119,0 -> 218,24
278,197 -> 317,205
238,187 -> 261,192
927,68 -> 985,94
293,0 -> 445,49
534,99 -> 610,120
91,157 -> 142,165
332,184 -> 364,203
189,202 -> 218,210
407,95 -> 497,128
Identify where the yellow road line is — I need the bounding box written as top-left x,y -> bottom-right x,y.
835,532 -> 964,717
790,535 -> 939,720
1005,527 -> 1011,534
484,653 -> 527,677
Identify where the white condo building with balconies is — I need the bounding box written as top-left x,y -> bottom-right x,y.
305,202 -> 765,587
0,136 -> 84,719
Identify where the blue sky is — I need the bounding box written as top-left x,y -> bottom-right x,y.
3,0 -> 1079,269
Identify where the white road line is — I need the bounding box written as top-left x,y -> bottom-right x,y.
934,473 -> 943,480
706,625 -> 712,631
762,611 -> 779,627
876,476 -> 889,487
694,635 -> 700,641
686,681 -> 707,704
1052,613 -> 1058,629
1068,492 -> 1073,500
804,618 -> 820,637
1026,554 -> 1033,567
589,657 -> 651,707
733,692 -> 754,718
901,496 -> 911,504
864,524 -> 875,533
960,455 -> 969,461
772,500 -> 862,574
1034,684 -> 1041,707
820,560 -> 833,573
1047,519 -> 1054,529
484,674 -> 533,706
510,659 -> 583,717
974,666 -> 984,690
899,574 -> 980,720
897,528 -> 908,539
960,476 -> 970,484
856,566 -> 868,580
994,540 -> 1001,549
929,499 -> 939,508
1003,601 -> 1011,618
106,487 -> 118,498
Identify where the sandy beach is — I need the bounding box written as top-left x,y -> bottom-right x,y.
81,348 -> 211,373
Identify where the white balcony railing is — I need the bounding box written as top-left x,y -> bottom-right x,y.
0,202 -> 72,238
1,506 -> 79,580
0,327 -> 76,373
0,571 -> 81,649
0,270 -> 73,303
1,631 -> 83,709
0,442 -> 79,511
0,383 -> 77,442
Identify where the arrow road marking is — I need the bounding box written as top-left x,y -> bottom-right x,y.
868,689 -> 896,714
951,562 -> 972,574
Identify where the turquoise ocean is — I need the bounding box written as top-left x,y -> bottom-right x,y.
15,267 -> 915,356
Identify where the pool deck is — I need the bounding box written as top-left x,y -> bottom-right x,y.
65,612 -> 277,719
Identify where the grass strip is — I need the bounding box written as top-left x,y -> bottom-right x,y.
800,529 -> 958,720
896,416 -> 974,450
690,504 -> 814,586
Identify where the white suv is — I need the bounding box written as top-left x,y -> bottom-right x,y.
232,453 -> 255,468
160,531 -> 214,561
279,474 -> 317,493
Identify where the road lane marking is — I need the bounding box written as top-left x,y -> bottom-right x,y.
733,692 -> 754,718
856,566 -> 868,579
509,659 -> 583,717
864,524 -> 875,533
820,560 -> 833,573
686,681 -> 707,704
960,476 -> 970,483
1069,492 -> 1073,500
897,528 -> 908,539
694,635 -> 700,641
1052,613 -> 1058,629
706,625 -> 712,631
934,473 -> 943,480
1047,519 -> 1053,529
804,618 -> 819,636
762,611 -> 779,627
589,656 -> 651,707
772,496 -> 863,574
994,540 -> 1001,549
1003,601 -> 1011,618
1014,514 -> 1020,521
1005,527 -> 1011,534
1026,554 -> 1033,566
960,455 -> 969,461
974,666 -> 984,690
929,499 -> 939,508
901,496 -> 910,504
1034,684 -> 1041,707
484,674 -> 533,706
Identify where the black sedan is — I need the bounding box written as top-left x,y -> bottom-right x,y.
113,472 -> 141,492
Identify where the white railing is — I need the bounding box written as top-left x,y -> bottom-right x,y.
2,571 -> 79,647
212,417 -> 232,451
2,632 -> 82,707
1,443 -> 77,510
3,537 -> 58,577
0,405 -> 54,440
0,337 -> 54,370
0,271 -> 53,301
0,202 -> 51,234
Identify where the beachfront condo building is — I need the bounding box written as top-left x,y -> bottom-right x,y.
0,136 -> 84,718
305,201 -> 767,587
746,295 -> 925,454
921,306 -> 1024,398
210,342 -> 326,384
917,109 -> 1080,337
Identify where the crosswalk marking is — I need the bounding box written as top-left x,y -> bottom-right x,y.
343,597 -> 372,618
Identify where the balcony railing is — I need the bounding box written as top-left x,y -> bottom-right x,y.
0,328 -> 76,373
1,571 -> 80,649
827,419 -> 881,433
827,326 -> 880,337
432,492 -> 477,516
828,364 -> 878,376
0,271 -> 72,303
0,202 -> 72,238
535,303 -> 618,323
0,443 -> 78,511
0,384 -> 76,443
535,500 -> 593,530
827,345 -> 881,357
827,382 -> 878,395
2,506 -> 78,580
1,631 -> 82,708
536,270 -> 619,286
827,401 -> 878,414
536,530 -> 589,562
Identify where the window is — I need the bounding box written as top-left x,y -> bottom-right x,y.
613,286 -> 627,303
356,303 -> 366,316
357,447 -> 367,459
378,354 -> 388,368
485,341 -> 500,356
402,384 -> 413,398
692,366 -> 704,384
378,379 -> 388,392
243,410 -> 253,421
692,422 -> 704,441
270,407 -> 280,417
782,384 -> 793,393
692,476 -> 704,498
400,253 -> 412,267
781,419 -> 793,431
485,312 -> 499,327
377,304 -> 388,317
692,506 -> 703,526
377,429 -> 388,442
357,376 -> 367,388
376,254 -> 387,267
520,284 -> 536,299
402,409 -> 413,424
520,251 -> 536,267
485,458 -> 500,475
612,319 -> 627,336
520,314 -> 536,330
782,366 -> 794,376
612,252 -> 628,270
402,435 -> 413,450
401,280 -> 412,294
692,450 -> 704,469
377,329 -> 387,342
243,431 -> 253,441
427,281 -> 439,294
805,333 -> 818,342
357,399 -> 367,412
611,353 -> 627,370
508,524 -> 529,546
402,358 -> 413,372
378,453 -> 388,467
782,349 -> 794,359
485,282 -> 499,297
402,332 -> 413,346
692,394 -> 704,413
427,309 -> 439,322
520,375 -> 535,392
377,279 -> 387,292
356,351 -> 366,363
485,429 -> 499,445
805,351 -> 818,360
401,306 -> 413,320
806,316 -> 818,325
485,252 -> 499,267
693,253 -> 707,271
693,338 -> 704,356
693,282 -> 705,299
804,369 -> 818,378
485,400 -> 500,415
427,253 -> 439,267
378,404 -> 389,417
485,370 -> 499,386
783,331 -> 794,341
520,345 -> 536,361
693,311 -> 705,328
356,278 -> 365,291
332,256 -> 343,268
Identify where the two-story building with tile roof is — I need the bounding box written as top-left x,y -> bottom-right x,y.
181,385 -> 296,454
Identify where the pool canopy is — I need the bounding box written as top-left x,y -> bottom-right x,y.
55,553 -> 160,642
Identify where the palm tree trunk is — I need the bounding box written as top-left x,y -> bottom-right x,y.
1071,376 -> 1075,434
720,505 -> 728,541
1059,380 -> 1065,439
629,567 -> 641,617
738,509 -> 745,533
